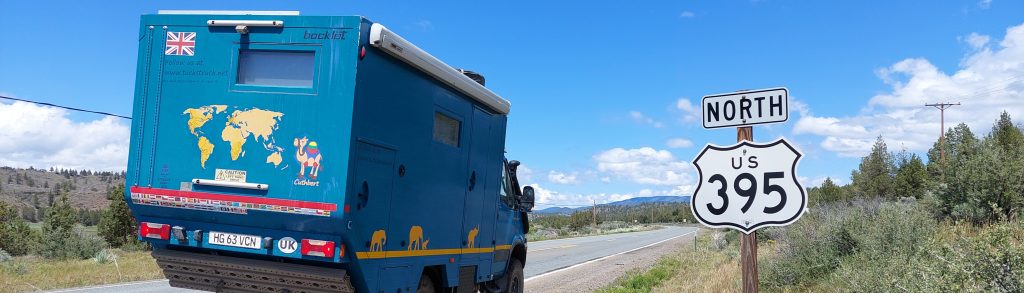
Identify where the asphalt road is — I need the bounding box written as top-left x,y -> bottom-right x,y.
51,226 -> 698,293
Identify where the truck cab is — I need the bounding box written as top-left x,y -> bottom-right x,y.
126,10 -> 534,292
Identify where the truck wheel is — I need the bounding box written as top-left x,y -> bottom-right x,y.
417,272 -> 436,293
504,259 -> 524,293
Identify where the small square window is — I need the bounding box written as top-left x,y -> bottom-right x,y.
433,112 -> 460,147
237,50 -> 315,87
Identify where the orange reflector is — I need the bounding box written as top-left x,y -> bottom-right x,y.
301,239 -> 336,257
139,222 -> 170,240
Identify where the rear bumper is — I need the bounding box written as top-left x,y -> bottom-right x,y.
154,249 -> 355,293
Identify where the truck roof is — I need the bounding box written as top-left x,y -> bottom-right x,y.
148,10 -> 512,114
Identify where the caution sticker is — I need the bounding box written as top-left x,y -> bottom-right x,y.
215,169 -> 247,183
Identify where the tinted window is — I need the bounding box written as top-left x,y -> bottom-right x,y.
433,112 -> 461,147
237,50 -> 314,87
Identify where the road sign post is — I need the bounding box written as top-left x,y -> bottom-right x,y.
737,126 -> 757,293
694,88 -> 806,293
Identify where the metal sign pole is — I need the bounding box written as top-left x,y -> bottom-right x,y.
737,126 -> 758,293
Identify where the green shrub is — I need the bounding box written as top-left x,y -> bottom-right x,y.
0,249 -> 11,263
98,185 -> 139,248
94,249 -> 118,264
761,200 -> 936,289
0,202 -> 41,256
911,222 -> 1024,292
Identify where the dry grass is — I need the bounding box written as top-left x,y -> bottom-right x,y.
0,249 -> 161,292
598,229 -> 787,293
653,231 -> 743,293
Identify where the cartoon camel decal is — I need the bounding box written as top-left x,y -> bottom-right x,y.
408,226 -> 429,250
294,137 -> 323,180
467,226 -> 479,248
370,230 -> 386,252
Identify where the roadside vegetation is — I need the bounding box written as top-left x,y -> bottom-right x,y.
602,111 -> 1024,292
0,182 -> 155,292
528,203 -> 697,241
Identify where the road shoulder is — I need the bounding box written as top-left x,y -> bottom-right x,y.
524,228 -> 698,292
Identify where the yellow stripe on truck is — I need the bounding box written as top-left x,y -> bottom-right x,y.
355,245 -> 513,260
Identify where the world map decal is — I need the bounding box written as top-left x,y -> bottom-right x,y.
182,105 -> 286,169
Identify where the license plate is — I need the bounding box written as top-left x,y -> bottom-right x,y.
208,231 -> 262,250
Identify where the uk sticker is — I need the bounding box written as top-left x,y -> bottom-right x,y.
277,237 -> 298,254
166,32 -> 196,56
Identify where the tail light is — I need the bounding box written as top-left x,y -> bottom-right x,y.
140,222 -> 170,240
301,239 -> 336,257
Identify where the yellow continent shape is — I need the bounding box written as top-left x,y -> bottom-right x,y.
182,105 -> 228,136
197,136 -> 215,168
266,152 -> 283,167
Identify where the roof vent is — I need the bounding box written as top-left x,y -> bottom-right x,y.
458,69 -> 485,86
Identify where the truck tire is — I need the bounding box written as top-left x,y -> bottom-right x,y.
504,259 -> 524,293
417,272 -> 437,293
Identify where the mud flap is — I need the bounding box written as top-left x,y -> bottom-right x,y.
153,249 -> 355,293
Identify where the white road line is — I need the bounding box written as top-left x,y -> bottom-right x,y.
48,279 -> 169,292
524,228 -> 698,283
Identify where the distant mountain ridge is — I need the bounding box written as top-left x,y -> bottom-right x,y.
0,166 -> 126,214
534,195 -> 691,214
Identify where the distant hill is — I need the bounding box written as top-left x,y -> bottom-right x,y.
0,166 -> 126,215
606,195 -> 690,206
533,195 -> 691,214
533,206 -> 577,215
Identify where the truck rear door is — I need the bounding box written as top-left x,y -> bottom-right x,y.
129,15 -> 359,235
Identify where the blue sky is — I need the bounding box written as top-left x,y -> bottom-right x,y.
2,0 -> 1023,207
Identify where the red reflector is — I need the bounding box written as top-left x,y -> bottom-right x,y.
359,46 -> 366,59
301,239 -> 335,257
139,222 -> 170,240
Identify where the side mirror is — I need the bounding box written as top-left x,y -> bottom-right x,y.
521,186 -> 535,212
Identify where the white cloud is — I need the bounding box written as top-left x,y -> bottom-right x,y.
965,32 -> 991,50
516,164 -> 534,184
794,23 -> 1024,157
810,176 -> 844,187
680,11 -> 696,18
0,101 -> 130,171
979,0 -> 992,9
547,170 -> 580,185
629,111 -> 665,128
593,147 -> 693,186
666,138 -> 694,148
675,98 -> 702,122
528,183 -> 688,207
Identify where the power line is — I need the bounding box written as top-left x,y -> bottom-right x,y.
0,95 -> 132,120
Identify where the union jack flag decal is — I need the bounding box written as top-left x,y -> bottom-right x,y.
165,32 -> 196,56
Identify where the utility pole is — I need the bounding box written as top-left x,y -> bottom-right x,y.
592,199 -> 597,229
737,126 -> 758,293
924,102 -> 960,161
925,102 -> 960,183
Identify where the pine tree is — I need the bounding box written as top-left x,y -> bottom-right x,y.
851,136 -> 896,198
0,201 -> 40,256
926,123 -> 979,178
40,192 -> 79,259
894,152 -> 929,199
99,185 -> 139,248
991,111 -> 1024,155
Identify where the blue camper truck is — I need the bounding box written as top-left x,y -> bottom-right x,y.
125,11 -> 535,293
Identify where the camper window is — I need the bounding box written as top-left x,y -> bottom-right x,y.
237,50 -> 315,87
433,112 -> 460,147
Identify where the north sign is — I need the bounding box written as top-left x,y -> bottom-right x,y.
702,87 -> 788,129
690,138 -> 807,233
